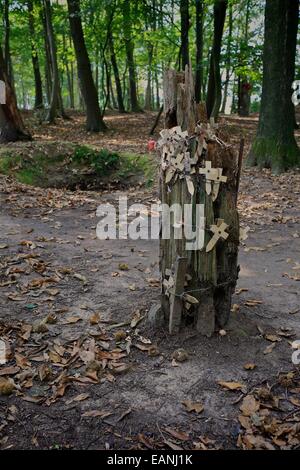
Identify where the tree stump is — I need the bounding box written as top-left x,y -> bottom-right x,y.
158,67 -> 240,336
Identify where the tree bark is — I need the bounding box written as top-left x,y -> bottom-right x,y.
145,44 -> 154,110
28,0 -> 43,109
67,0 -> 106,131
195,0 -> 204,103
122,0 -> 142,112
109,32 -> 125,113
3,0 -> 14,88
206,0 -> 227,120
43,0 -> 66,122
180,0 -> 190,71
248,0 -> 300,173
220,1 -> 232,114
238,0 -> 251,117
0,46 -> 31,143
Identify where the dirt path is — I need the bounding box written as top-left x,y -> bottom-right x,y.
0,113 -> 300,450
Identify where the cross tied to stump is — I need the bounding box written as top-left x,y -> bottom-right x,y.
153,66 -> 242,338
199,161 -> 228,201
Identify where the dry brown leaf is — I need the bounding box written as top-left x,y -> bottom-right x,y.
244,363 -> 256,370
66,393 -> 90,405
62,316 -> 82,324
240,395 -> 260,416
182,400 -> 204,414
164,427 -> 189,441
0,378 -> 15,395
218,381 -> 244,391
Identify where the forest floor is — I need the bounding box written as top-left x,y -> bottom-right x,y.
0,111 -> 300,450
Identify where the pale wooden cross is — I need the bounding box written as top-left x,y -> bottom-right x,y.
206,219 -> 229,253
199,161 -> 218,195
211,168 -> 227,201
199,161 -> 227,200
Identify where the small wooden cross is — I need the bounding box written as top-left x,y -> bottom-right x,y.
199,161 -> 227,200
211,168 -> 227,201
206,219 -> 229,253
199,161 -> 218,195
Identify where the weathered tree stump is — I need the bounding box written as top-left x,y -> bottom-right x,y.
158,67 -> 240,336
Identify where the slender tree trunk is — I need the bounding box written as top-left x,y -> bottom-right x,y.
238,0 -> 251,117
41,7 -> 52,105
248,0 -> 300,173
220,1 -> 232,114
43,0 -> 66,122
122,0 -> 142,112
4,0 -> 14,88
67,0 -> 106,131
206,0 -> 227,119
180,0 -> 190,70
145,44 -> 154,110
195,0 -> 204,103
28,0 -> 43,109
0,46 -> 31,143
109,32 -> 125,113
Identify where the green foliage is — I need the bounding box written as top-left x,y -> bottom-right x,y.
72,146 -> 120,175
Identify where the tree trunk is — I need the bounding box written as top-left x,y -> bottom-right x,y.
122,0 -> 142,112
145,44 -> 154,110
220,1 -> 232,114
109,32 -> 125,113
43,0 -> 66,122
238,0 -> 251,117
195,0 -> 203,103
67,0 -> 106,131
28,0 -> 43,109
0,46 -> 31,143
206,0 -> 227,120
3,0 -> 14,88
155,68 -> 240,336
248,0 -> 300,173
180,0 -> 190,71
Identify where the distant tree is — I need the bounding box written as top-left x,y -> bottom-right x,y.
195,0 -> 204,103
28,0 -> 43,109
43,0 -> 67,122
122,0 -> 142,112
206,0 -> 228,119
67,0 -> 106,131
180,0 -> 190,70
248,0 -> 300,173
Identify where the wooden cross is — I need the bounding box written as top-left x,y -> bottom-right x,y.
211,168 -> 227,201
199,161 -> 218,195
206,219 -> 229,253
199,161 -> 227,200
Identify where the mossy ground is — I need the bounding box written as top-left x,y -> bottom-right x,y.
0,144 -> 156,189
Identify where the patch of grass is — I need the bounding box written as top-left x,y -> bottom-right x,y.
71,145 -> 120,176
0,153 -> 65,185
117,153 -> 156,187
0,145 -> 156,188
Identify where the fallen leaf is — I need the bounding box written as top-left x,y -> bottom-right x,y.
240,395 -> 260,416
66,393 -> 90,405
182,400 -> 204,414
164,427 -> 189,441
218,381 -> 244,391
